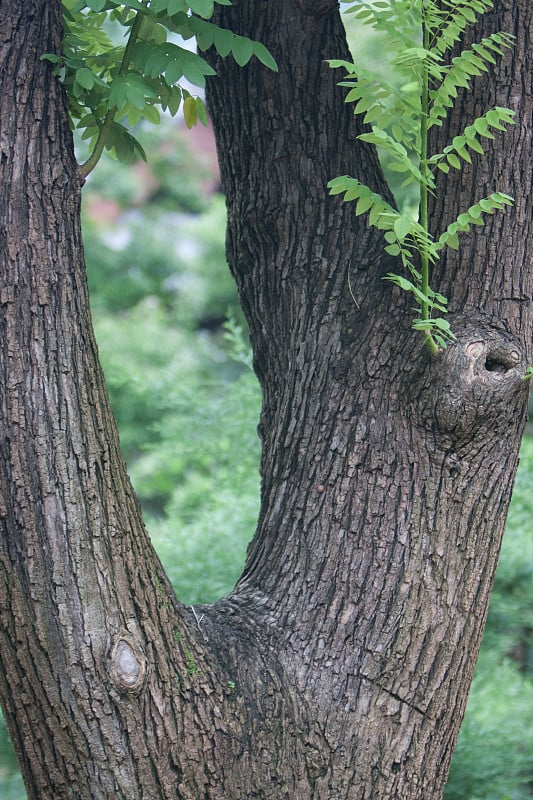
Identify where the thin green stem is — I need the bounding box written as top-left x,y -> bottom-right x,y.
79,11 -> 144,180
420,8 -> 438,356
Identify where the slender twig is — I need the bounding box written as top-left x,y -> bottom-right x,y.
79,11 -> 144,179
348,268 -> 361,309
190,606 -> 206,640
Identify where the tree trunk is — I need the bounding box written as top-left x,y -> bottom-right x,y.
204,0 -> 533,796
0,1 -> 531,799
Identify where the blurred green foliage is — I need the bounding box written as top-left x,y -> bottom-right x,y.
446,656 -> 533,800
0,722 -> 25,800
82,121 -> 259,603
342,9 -> 420,215
444,437 -> 533,800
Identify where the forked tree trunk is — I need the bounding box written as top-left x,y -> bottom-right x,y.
0,1 -> 531,799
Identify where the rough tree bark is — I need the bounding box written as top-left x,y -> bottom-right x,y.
0,0 -> 531,799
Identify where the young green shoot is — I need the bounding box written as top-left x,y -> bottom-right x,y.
328,0 -> 515,354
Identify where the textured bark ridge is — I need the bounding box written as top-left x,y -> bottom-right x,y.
0,0 -> 532,799
295,0 -> 337,17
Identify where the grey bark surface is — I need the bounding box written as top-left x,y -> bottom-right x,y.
0,0 -> 531,798
205,0 -> 533,796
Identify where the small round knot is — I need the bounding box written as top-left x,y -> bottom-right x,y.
110,637 -> 146,693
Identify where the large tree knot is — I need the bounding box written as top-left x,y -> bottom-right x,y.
110,636 -> 147,693
414,317 -> 528,441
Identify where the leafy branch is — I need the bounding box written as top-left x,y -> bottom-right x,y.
78,8 -> 145,177
329,0 -> 515,354
42,0 -> 278,177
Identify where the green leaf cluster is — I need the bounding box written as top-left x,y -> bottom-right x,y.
428,107 -> 516,174
436,191 -> 514,251
329,174 -> 454,347
429,33 -> 515,127
330,0 -> 515,353
42,0 -> 277,173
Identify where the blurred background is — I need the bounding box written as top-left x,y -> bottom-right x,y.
1,14 -> 532,799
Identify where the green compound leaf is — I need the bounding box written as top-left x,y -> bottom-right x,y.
58,0 -> 276,173
190,17 -> 278,70
187,0 -> 214,19
167,0 -> 188,14
327,177 -> 397,231
74,67 -> 96,90
105,121 -> 147,163
385,273 -> 417,294
393,214 -> 414,241
429,107 -> 515,174
252,42 -> 278,72
436,193 -> 514,252
183,94 -> 198,128
330,2 -> 515,353
231,35 -> 254,66
429,33 -> 515,127
431,0 -> 496,54
330,60 -> 420,150
213,27 -> 234,57
359,127 -> 426,187
385,243 -> 402,256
